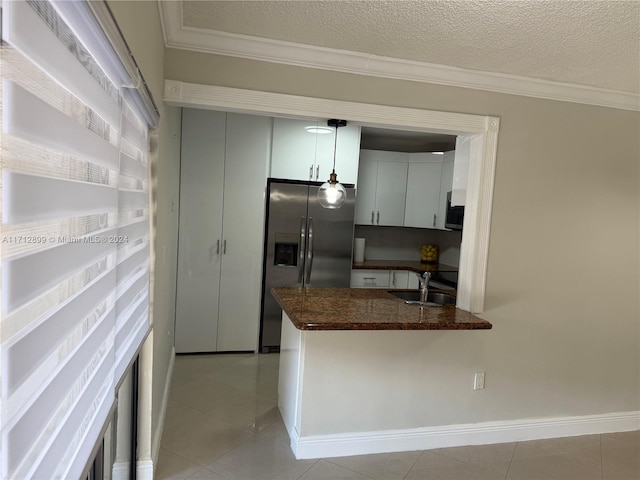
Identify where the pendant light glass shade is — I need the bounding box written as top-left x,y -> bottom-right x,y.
318,119 -> 347,209
318,171 -> 347,208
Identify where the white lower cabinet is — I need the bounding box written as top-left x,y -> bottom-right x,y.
351,269 -> 421,289
350,270 -> 391,288
389,270 -> 409,289
175,109 -> 271,353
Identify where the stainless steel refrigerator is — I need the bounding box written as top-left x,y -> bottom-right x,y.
259,178 -> 356,352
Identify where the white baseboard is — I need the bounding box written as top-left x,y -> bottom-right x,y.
293,411 -> 640,459
136,459 -> 154,480
151,347 -> 176,465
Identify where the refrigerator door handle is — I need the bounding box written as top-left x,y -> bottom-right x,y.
298,216 -> 306,284
305,217 -> 314,284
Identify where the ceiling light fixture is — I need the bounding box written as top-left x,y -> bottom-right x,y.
318,119 -> 347,209
305,126 -> 333,134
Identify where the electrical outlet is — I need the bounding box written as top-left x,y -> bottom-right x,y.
474,372 -> 485,390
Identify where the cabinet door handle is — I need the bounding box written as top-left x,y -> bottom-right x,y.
223,239 -> 227,254
309,164 -> 314,181
316,165 -> 320,180
371,211 -> 374,224
376,211 -> 380,225
392,272 -> 396,287
216,239 -> 220,255
433,214 -> 436,227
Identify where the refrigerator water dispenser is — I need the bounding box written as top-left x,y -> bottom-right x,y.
274,233 -> 298,266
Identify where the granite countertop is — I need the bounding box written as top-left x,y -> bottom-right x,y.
271,287 -> 492,331
352,260 -> 458,273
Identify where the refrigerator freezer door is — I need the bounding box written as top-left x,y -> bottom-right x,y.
260,182 -> 310,350
305,185 -> 355,287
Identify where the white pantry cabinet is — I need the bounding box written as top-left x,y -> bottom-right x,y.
355,150 -> 408,226
271,117 -> 361,184
175,109 -> 271,353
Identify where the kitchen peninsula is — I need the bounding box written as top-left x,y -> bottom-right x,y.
272,287 -> 490,330
273,287 -> 492,460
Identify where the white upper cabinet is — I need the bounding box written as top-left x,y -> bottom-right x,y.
270,117 -> 317,181
377,160 -> 409,226
354,154 -> 378,225
355,149 -> 456,230
355,150 -> 408,226
404,153 -> 443,229
271,117 -> 361,184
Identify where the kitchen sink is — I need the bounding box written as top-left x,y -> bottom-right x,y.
387,290 -> 456,306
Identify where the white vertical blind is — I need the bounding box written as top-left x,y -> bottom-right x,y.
0,1 -> 154,478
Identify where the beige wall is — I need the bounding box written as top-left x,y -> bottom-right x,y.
107,0 -> 182,461
165,49 -> 640,424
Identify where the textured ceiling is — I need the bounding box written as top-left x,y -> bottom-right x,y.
182,0 -> 640,94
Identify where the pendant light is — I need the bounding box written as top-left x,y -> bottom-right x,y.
318,119 -> 347,209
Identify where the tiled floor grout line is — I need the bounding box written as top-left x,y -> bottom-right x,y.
293,458 -> 321,480
323,458 -> 379,480
503,442 -> 517,480
402,449 -> 426,480
599,434 -> 604,480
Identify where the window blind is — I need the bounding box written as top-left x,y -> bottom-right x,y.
1,1 -> 155,478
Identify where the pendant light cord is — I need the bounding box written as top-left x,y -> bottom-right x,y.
332,123 -> 338,174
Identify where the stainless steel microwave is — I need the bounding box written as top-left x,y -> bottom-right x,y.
445,191 -> 464,230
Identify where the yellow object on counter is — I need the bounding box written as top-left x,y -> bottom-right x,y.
421,243 -> 438,263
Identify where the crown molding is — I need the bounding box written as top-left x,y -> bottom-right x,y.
159,1 -> 639,112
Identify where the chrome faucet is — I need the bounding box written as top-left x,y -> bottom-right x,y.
417,271 -> 431,304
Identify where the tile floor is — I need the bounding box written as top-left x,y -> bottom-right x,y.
156,353 -> 639,480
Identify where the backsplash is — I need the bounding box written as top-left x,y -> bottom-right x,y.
354,225 -> 462,267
